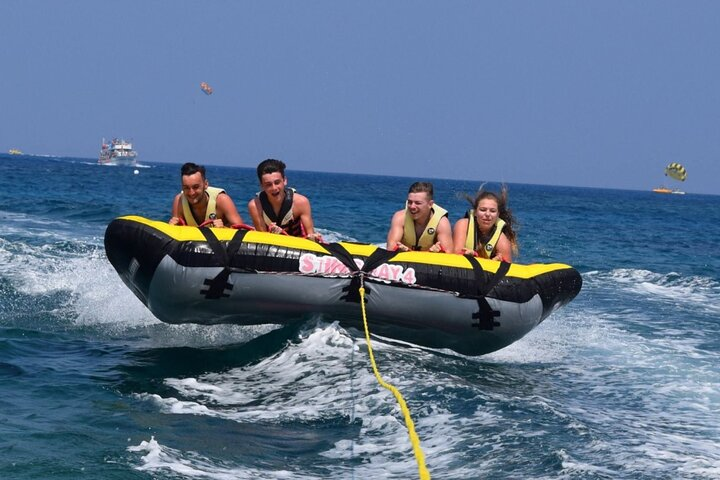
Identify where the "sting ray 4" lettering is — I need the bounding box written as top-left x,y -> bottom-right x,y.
299,253 -> 417,285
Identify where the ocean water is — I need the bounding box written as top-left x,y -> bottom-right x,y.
0,153 -> 718,479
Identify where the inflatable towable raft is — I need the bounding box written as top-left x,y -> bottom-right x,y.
105,216 -> 582,356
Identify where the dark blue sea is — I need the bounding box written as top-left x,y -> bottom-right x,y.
1,154 -> 718,479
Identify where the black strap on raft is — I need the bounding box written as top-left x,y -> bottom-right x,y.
324,243 -> 364,303
198,228 -> 249,299
323,243 -> 359,272
464,254 -> 511,330
323,243 -> 400,303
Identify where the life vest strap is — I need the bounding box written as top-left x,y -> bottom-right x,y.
259,187 -> 297,233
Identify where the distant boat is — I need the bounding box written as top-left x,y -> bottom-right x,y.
652,162 -> 686,195
652,187 -> 685,195
98,138 -> 137,166
8,149 -> 22,155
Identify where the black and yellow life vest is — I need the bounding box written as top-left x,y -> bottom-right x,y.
258,187 -> 304,237
465,209 -> 506,258
401,204 -> 448,251
181,186 -> 225,227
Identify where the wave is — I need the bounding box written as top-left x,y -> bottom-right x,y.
124,315 -> 621,478
127,321 -> 497,478
0,230 -> 282,348
584,268 -> 720,316
122,314 -> 720,479
129,436 -> 325,480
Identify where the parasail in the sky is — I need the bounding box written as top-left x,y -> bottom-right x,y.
664,162 -> 687,182
200,82 -> 213,95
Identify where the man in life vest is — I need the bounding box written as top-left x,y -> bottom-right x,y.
247,159 -> 323,242
169,162 -> 244,228
386,182 -> 453,253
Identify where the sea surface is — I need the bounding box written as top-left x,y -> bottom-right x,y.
0,153 -> 718,479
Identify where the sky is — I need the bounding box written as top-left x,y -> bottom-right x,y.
2,1 -> 719,194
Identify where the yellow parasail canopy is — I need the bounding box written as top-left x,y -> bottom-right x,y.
665,162 -> 687,182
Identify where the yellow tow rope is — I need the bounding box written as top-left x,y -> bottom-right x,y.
359,280 -> 431,480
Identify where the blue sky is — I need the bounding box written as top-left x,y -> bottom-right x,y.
2,1 -> 719,194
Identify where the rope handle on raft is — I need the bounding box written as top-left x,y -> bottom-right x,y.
271,222 -> 326,244
230,223 -> 255,231
390,243 -> 444,253
459,249 -> 508,262
358,275 -> 430,479
199,213 -> 218,228
199,219 -> 256,230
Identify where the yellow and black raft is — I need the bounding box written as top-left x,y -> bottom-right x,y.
105,216 -> 582,356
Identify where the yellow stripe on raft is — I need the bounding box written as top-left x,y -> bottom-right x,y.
120,215 -> 329,253
392,250 -> 572,278
119,215 -> 572,280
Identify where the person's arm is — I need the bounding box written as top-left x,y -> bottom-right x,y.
452,218 -> 473,254
386,210 -> 409,251
169,193 -> 183,225
294,194 -> 323,242
215,193 -> 243,227
247,197 -> 268,231
430,216 -> 454,253
493,233 -> 513,262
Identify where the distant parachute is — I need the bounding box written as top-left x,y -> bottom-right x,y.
665,162 -> 687,182
200,82 -> 213,95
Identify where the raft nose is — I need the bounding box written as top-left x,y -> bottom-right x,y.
104,217 -> 170,306
537,267 -> 583,321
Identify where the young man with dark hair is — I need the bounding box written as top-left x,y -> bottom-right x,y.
247,159 -> 323,242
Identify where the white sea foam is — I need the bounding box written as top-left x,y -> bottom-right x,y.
131,322 -> 485,477
1,231 -> 278,347
556,448 -> 617,478
469,284 -> 720,478
483,308 -> 590,364
0,235 -> 156,322
128,436 -> 279,479
314,228 -> 357,243
147,322 -> 372,422
586,268 -> 720,315
134,320 -> 612,478
0,210 -> 78,233
125,312 -> 720,479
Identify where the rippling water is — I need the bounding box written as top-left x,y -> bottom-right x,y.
0,154 -> 718,479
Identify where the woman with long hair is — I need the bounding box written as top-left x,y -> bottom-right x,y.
453,186 -> 518,262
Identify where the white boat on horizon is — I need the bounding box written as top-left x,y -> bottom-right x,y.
99,138 -> 137,166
